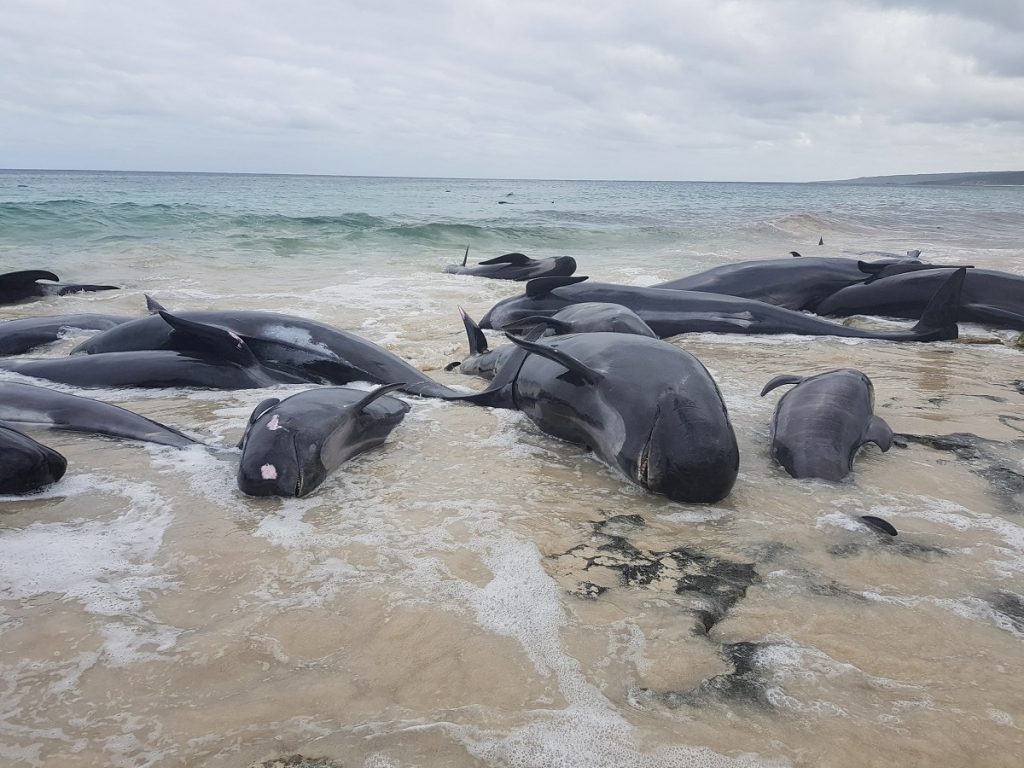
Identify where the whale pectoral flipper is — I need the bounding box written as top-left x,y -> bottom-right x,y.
909,267 -> 967,340
459,306 -> 489,355
525,275 -> 588,298
0,270 -> 61,287
503,315 -> 572,334
859,261 -> 970,284
860,515 -> 898,536
55,283 -> 119,295
461,246 -> 469,267
157,310 -> 259,365
759,374 -> 804,397
863,415 -> 894,452
966,304 -> 1024,328
478,252 -> 530,266
504,333 -> 604,384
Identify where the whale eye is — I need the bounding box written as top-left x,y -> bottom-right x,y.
261,464 -> 278,480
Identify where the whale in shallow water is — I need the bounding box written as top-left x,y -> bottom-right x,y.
444,248 -> 577,281
452,332 -> 739,503
815,267 -> 1024,331
0,270 -> 119,305
450,302 -> 656,380
0,424 -> 67,494
0,381 -> 197,447
480,269 -> 966,343
655,255 -> 946,311
0,312 -> 302,389
237,384 -> 409,497
0,314 -> 132,355
760,369 -> 893,481
73,299 -> 459,398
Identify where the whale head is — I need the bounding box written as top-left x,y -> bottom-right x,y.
237,401 -> 326,497
0,426 -> 68,494
637,384 -> 739,503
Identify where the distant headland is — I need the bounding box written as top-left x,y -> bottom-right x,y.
824,170 -> 1024,186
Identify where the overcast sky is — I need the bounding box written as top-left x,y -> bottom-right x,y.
2,0 -> 1022,181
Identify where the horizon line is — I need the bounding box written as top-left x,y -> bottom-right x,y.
1,167 -> 1018,185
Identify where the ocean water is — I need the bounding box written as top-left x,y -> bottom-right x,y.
1,170 -> 1023,767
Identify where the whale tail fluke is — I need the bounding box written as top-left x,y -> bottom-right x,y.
909,267 -> 966,341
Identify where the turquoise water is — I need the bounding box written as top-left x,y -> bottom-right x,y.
3,171 -> 1023,278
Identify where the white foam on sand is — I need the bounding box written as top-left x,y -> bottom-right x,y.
0,475 -> 174,617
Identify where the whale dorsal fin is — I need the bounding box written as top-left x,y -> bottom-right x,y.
789,251 -> 802,258
863,415 -> 893,451
503,315 -> 572,335
145,294 -> 167,313
478,252 -> 530,266
525,275 -> 588,299
248,397 -> 281,423
759,374 -> 803,396
352,382 -> 406,413
458,306 -> 488,355
157,310 -> 258,366
505,333 -> 604,384
0,270 -> 60,287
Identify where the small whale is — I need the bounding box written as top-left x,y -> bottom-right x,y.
237,384 -> 409,497
760,369 -> 893,481
0,270 -> 118,306
444,247 -> 577,281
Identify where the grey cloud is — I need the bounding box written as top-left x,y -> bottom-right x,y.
0,0 -> 1021,180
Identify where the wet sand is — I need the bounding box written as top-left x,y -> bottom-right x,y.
1,248 -> 1023,768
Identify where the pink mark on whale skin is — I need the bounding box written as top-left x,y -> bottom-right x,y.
261,464 -> 278,480
266,415 -> 280,430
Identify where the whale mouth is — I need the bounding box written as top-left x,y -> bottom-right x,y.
637,421 -> 656,488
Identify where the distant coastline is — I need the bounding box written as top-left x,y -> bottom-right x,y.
824,170 -> 1024,187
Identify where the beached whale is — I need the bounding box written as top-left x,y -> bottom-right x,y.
0,314 -> 132,355
760,369 -> 893,481
0,424 -> 67,494
450,303 -> 656,380
237,384 -> 408,497
73,299 -> 459,398
453,332 -> 739,503
0,381 -> 197,447
0,270 -> 119,305
815,267 -> 1024,331
444,248 -> 577,281
0,312 -> 303,389
654,255 -> 946,311
479,270 -> 965,343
